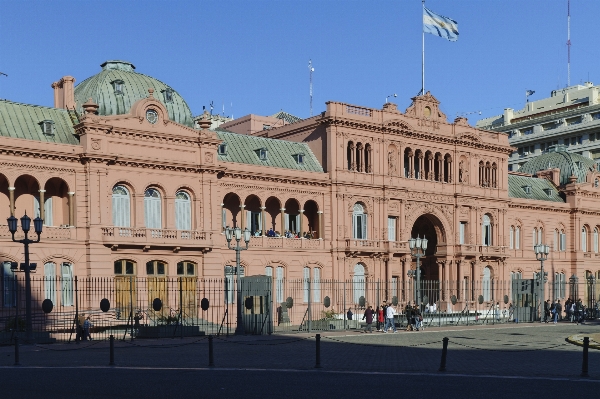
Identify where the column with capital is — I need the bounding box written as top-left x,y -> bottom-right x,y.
317,211 -> 323,239
280,208 -> 286,235
239,204 -> 246,230
220,203 -> 225,232
408,151 -> 414,178
38,189 -> 46,222
68,192 -> 75,226
260,206 -> 266,236
8,186 -> 15,216
299,209 -> 305,237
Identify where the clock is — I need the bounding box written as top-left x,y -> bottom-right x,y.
146,109 -> 158,124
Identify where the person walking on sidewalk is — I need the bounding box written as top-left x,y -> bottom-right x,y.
405,302 -> 413,331
376,305 -> 384,331
384,304 -> 397,333
362,305 -> 374,333
543,300 -> 550,323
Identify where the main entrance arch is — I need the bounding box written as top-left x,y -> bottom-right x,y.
410,213 -> 445,281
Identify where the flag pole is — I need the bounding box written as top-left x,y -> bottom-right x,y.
422,0 -> 425,95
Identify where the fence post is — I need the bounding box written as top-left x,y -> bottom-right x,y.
208,335 -> 215,367
438,337 -> 449,372
109,334 -> 115,366
308,279 -> 311,333
74,276 -> 79,343
581,336 -> 589,377
315,333 -> 321,369
14,336 -> 20,366
343,281 -> 347,330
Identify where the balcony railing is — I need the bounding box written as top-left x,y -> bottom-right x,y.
0,224 -> 75,240
101,227 -> 210,244
247,236 -> 325,249
344,239 -> 408,252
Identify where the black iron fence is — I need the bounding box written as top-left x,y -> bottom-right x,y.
0,276 -> 598,341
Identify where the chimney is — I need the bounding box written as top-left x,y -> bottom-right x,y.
51,76 -> 76,109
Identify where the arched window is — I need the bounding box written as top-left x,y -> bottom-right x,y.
509,226 -> 514,249
515,226 -> 521,249
482,214 -> 492,246
482,266 -> 492,301
510,270 -> 522,298
61,263 -> 73,306
313,268 -> 321,303
538,227 -> 543,245
532,228 -> 538,248
175,191 -> 191,231
112,185 -> 131,227
352,203 -> 367,240
559,230 -> 566,251
44,262 -> 56,304
594,228 -> 599,253
353,263 -> 366,303
144,188 -> 162,229
582,227 -> 588,252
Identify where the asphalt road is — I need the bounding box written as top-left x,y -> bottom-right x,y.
1,367 -> 598,398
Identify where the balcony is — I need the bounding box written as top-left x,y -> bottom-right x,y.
101,227 -> 212,249
247,236 -> 325,250
452,244 -> 510,259
344,239 -> 408,255
0,225 -> 75,240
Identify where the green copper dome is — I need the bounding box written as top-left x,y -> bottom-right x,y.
74,61 -> 193,127
519,145 -> 595,185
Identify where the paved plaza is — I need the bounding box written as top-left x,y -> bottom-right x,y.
1,322 -> 599,397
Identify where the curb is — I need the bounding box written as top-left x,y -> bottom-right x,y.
566,334 -> 600,350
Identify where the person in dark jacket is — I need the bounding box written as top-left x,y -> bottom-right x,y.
543,300 -> 550,323
362,305 -> 374,333
405,302 -> 413,331
347,308 -> 353,320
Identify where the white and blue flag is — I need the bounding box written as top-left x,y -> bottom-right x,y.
423,7 -> 459,42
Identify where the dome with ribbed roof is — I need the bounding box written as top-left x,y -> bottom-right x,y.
519,145 -> 595,185
74,61 -> 193,127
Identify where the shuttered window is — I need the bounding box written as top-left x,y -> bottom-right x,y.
112,186 -> 131,227
62,263 -> 73,306
44,262 -> 56,304
144,188 -> 162,229
175,191 -> 191,231
387,217 -> 396,241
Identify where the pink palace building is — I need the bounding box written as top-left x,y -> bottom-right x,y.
0,61 -> 599,316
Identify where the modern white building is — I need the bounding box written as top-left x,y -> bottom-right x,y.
476,82 -> 600,171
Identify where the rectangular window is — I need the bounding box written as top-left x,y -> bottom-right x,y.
515,227 -> 520,249
509,228 -> 514,249
276,266 -> 284,303
313,268 -> 320,303
459,222 -> 466,244
560,232 -> 566,251
353,214 -> 367,240
303,267 -> 310,302
61,263 -> 73,306
387,217 -> 396,241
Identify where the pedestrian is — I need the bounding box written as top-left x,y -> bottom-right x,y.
413,304 -> 422,331
83,316 -> 93,341
576,299 -> 583,324
495,302 -> 500,321
405,302 -> 413,331
550,301 -> 558,324
543,299 -> 550,323
362,305 -> 374,333
376,305 -> 384,331
556,300 -> 562,321
384,304 -> 397,333
347,308 -> 353,321
508,303 -> 514,322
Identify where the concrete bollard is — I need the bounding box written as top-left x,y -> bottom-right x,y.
14,336 -> 20,366
208,335 -> 215,367
581,336 -> 589,377
109,335 -> 115,366
438,337 -> 449,372
315,334 -> 322,369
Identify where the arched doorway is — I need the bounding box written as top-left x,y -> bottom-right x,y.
410,214 -> 444,280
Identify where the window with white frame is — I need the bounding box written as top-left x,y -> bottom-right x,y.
276,266 -> 284,303
144,188 -> 162,229
509,226 -> 514,249
538,228 -> 543,245
353,263 -> 366,303
582,227 -> 588,252
515,226 -> 521,249
353,203 -> 367,240
459,222 -> 467,244
112,185 -> 131,227
482,214 -> 492,246
61,263 -> 73,306
2,262 -> 16,307
532,228 -> 538,248
482,266 -> 492,302
44,262 -> 56,304
387,217 -> 397,241
560,230 -> 566,251
595,228 -> 599,253
313,268 -> 320,303
554,272 -> 566,299
284,213 -> 300,233
175,191 -> 191,231
554,229 -> 558,251
303,267 -> 310,302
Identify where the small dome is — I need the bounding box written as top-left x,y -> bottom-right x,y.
519,145 -> 595,185
74,61 -> 193,127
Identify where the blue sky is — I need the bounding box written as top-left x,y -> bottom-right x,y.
0,0 -> 598,123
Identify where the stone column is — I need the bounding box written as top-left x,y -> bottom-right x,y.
427,154 -> 434,180
260,206 -> 266,235
350,143 -> 356,171
448,159 -> 453,183
280,208 -> 286,234
437,157 -> 443,181
220,203 -> 225,232
239,204 -> 246,230
317,211 -> 323,239
38,189 -> 46,222
68,192 -> 75,226
8,187 -> 15,216
299,209 -> 305,237
418,154 -> 424,179
408,152 -> 414,178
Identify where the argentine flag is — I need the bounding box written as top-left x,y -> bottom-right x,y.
423,7 -> 459,42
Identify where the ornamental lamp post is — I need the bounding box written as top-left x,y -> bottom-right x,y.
407,235 -> 428,308
224,226 -> 251,335
534,243 -> 550,323
7,213 -> 43,342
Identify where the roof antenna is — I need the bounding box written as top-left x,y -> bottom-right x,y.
308,59 -> 314,117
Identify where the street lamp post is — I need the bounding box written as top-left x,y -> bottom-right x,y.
407,235 -> 428,308
224,226 -> 251,335
534,243 -> 549,323
7,213 -> 43,342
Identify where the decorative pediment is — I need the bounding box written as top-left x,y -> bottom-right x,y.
404,91 -> 447,121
